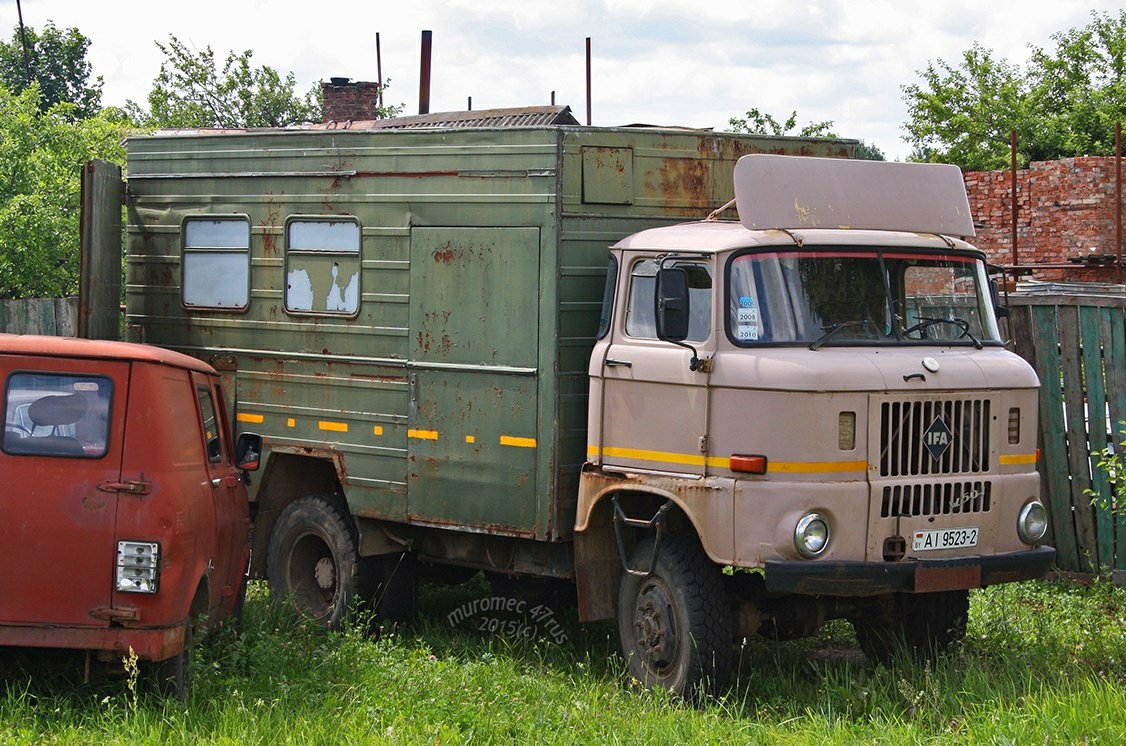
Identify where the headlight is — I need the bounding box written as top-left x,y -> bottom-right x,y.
794,512 -> 830,558
1017,500 -> 1048,545
116,541 -> 160,593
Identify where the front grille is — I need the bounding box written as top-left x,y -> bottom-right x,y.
881,481 -> 992,518
879,399 -> 991,477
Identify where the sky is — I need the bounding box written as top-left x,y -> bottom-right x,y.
2,0 -> 1122,161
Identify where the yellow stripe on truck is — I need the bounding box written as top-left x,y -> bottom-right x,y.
589,445 -> 867,474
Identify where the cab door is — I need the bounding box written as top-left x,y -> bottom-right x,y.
593,257 -> 716,475
193,373 -> 248,611
0,359 -> 126,627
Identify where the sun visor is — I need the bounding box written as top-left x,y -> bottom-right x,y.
733,155 -> 975,238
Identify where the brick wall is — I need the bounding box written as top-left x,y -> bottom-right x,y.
964,157 -> 1125,281
321,79 -> 382,123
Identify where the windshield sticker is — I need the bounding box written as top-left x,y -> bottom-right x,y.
739,296 -> 755,308
737,325 -> 760,341
737,307 -> 759,324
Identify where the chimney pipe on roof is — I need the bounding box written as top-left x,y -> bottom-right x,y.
419,30 -> 432,115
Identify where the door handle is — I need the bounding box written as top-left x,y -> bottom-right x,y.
605,358 -> 633,367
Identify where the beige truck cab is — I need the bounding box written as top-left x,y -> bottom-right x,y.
577,155 -> 1053,696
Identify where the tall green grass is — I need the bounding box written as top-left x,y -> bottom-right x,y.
1,577 -> 1123,744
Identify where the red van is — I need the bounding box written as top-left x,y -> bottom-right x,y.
0,334 -> 260,697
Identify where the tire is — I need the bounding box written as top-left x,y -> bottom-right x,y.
853,589 -> 969,664
154,620 -> 193,701
617,535 -> 731,700
266,495 -> 359,630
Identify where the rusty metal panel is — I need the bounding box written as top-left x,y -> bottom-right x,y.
407,227 -> 541,533
582,147 -> 633,205
409,228 -> 540,367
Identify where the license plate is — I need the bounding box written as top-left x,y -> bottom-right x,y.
913,527 -> 978,551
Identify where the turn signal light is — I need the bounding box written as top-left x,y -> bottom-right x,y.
730,454 -> 768,474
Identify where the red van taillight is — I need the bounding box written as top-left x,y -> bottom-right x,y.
116,541 -> 160,593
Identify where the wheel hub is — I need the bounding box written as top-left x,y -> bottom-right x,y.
634,581 -> 677,669
314,556 -> 336,590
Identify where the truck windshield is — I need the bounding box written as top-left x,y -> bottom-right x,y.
726,249 -> 1002,347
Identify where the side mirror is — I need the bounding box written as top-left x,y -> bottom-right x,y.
655,267 -> 690,343
235,432 -> 263,471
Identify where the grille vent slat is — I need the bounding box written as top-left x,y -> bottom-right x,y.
881,481 -> 993,518
879,399 -> 991,477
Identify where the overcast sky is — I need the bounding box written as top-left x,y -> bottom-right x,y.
2,1 -> 1122,160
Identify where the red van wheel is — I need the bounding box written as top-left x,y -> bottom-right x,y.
266,495 -> 358,630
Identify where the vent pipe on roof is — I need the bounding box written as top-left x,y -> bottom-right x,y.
585,37 -> 592,126
419,30 -> 432,115
376,32 -> 384,108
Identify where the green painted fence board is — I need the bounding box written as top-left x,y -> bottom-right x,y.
1060,305 -> 1097,573
1080,306 -> 1114,570
1030,303 -> 1081,570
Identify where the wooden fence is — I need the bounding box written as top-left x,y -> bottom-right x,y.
0,297 -> 78,336
1009,294 -> 1126,578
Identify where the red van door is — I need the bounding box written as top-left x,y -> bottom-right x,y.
0,360 -> 128,627
193,375 -> 247,609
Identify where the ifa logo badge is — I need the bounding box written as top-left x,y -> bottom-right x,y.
923,416 -> 953,461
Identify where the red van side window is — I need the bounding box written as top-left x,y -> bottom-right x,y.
2,373 -> 112,458
196,386 -> 224,464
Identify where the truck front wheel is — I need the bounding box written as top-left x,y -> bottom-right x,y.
617,535 -> 731,699
267,495 -> 358,630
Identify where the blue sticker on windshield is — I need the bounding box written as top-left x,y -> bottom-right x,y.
739,296 -> 755,308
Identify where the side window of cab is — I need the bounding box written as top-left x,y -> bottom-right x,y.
624,259 -> 712,341
196,385 -> 225,464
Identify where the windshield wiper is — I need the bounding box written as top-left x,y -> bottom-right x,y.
809,319 -> 879,351
903,316 -> 983,349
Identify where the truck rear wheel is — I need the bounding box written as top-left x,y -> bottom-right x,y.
267,495 -> 358,630
852,589 -> 969,664
617,535 -> 731,699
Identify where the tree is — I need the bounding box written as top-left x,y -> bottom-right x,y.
124,36 -> 319,128
903,11 -> 1126,170
0,21 -> 103,118
728,107 -> 885,160
126,36 -> 402,129
728,108 -> 836,139
0,83 -> 129,299
1027,10 -> 1126,161
902,43 -> 1027,170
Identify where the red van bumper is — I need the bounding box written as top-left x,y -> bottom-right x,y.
0,622 -> 185,662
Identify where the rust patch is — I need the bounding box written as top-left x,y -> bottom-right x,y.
432,243 -> 464,264
81,495 -> 106,512
656,157 -> 710,209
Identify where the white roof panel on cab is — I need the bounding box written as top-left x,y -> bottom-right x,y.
732,155 -> 975,238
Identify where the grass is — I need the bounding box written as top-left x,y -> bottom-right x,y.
1,576 -> 1124,744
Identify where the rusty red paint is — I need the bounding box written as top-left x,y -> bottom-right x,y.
432,246 -> 463,264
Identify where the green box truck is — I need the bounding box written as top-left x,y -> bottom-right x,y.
106,111 -> 1052,697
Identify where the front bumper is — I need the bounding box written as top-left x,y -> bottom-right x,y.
764,546 -> 1055,596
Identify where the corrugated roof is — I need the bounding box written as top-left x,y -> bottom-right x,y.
314,105 -> 579,131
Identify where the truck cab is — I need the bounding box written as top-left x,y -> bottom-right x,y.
0,334 -> 261,697
576,155 -> 1053,696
